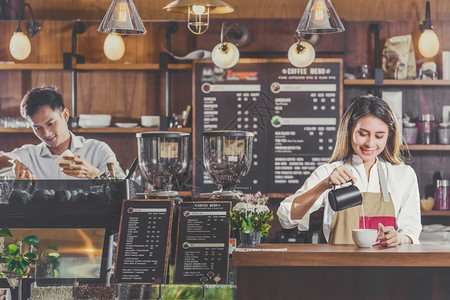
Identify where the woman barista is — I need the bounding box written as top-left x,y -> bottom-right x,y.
277,95 -> 422,247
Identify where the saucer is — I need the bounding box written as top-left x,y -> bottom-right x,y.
115,123 -> 138,128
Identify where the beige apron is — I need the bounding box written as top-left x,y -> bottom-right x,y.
329,162 -> 396,244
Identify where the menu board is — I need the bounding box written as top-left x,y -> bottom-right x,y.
173,201 -> 231,284
114,199 -> 174,284
193,58 -> 343,194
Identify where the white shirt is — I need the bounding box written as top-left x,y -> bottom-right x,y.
6,132 -> 125,179
277,155 -> 422,244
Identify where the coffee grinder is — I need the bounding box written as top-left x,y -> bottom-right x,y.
202,130 -> 254,200
136,131 -> 190,201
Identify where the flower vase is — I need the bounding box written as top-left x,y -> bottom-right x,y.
240,231 -> 261,247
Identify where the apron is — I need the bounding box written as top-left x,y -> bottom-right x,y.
329,162 -> 396,244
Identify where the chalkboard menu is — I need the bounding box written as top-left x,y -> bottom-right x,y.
173,201 -> 231,284
193,58 -> 343,194
114,199 -> 174,284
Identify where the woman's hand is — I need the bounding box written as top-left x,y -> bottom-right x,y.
377,223 -> 398,247
59,154 -> 100,179
13,159 -> 35,180
326,165 -> 356,189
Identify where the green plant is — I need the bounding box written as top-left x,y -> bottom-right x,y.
0,227 -> 59,278
229,192 -> 274,237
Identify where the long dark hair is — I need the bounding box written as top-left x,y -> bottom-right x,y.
329,94 -> 403,164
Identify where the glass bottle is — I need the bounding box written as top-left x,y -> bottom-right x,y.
418,114 -> 435,144
435,179 -> 450,210
403,122 -> 418,144
438,123 -> 450,144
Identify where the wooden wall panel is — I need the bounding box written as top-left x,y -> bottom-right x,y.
0,20 -> 195,64
195,19 -> 345,54
0,71 -> 23,117
8,0 -> 450,22
76,71 -> 162,118
31,71 -> 73,107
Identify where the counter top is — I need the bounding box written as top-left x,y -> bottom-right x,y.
232,243 -> 450,267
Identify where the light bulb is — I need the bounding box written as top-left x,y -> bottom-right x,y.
103,33 -> 125,61
211,42 -> 239,69
310,0 -> 329,26
9,32 -> 32,60
288,41 -> 316,68
117,2 -> 128,24
418,29 -> 440,58
188,6 -> 210,35
192,5 -> 206,15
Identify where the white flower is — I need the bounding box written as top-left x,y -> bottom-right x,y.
233,202 -> 269,214
233,202 -> 255,212
255,204 -> 269,214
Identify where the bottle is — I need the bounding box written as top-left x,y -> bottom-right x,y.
403,122 -> 418,144
419,114 -> 435,144
435,179 -> 450,210
438,123 -> 450,144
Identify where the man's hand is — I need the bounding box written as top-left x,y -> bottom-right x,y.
59,154 -> 100,179
377,223 -> 399,247
13,160 -> 35,180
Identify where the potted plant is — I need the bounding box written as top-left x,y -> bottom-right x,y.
229,192 -> 274,246
0,227 -> 59,289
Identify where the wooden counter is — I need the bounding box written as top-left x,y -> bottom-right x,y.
232,244 -> 450,299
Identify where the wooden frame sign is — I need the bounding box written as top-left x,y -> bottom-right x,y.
114,199 -> 174,284
173,201 -> 231,284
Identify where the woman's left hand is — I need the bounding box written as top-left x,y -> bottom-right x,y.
59,154 -> 100,179
377,223 -> 398,247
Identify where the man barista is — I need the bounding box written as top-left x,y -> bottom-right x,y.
7,86 -> 125,180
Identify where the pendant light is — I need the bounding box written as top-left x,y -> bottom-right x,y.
296,0 -> 345,34
418,1 -> 440,58
288,39 -> 316,68
98,0 -> 146,35
9,3 -> 41,61
211,23 -> 240,69
103,33 -> 126,61
163,0 -> 234,35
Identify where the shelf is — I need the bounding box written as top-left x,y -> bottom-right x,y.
421,210 -> 450,216
344,79 -> 450,86
73,63 -> 192,71
0,63 -> 192,71
0,127 -> 191,134
0,63 -> 63,70
401,144 -> 450,151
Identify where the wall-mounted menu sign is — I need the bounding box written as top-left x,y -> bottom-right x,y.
193,58 -> 343,194
114,199 -> 174,284
174,201 -> 231,284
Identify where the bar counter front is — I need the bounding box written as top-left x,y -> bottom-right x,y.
232,244 -> 450,300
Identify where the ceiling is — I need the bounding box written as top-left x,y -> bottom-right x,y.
4,0 -> 449,22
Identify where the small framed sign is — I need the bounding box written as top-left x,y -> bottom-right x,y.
114,199 -> 174,284
174,201 -> 231,284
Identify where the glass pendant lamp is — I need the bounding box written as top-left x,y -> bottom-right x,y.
296,0 -> 345,34
98,0 -> 146,35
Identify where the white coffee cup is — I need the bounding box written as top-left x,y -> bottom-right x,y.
141,115 -> 160,127
55,149 -> 75,166
352,229 -> 378,248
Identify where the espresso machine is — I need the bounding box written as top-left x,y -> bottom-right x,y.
202,130 -> 254,200
136,131 -> 190,200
